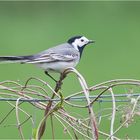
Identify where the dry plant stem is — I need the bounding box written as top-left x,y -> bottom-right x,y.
54,113 -> 92,140
109,88 -> 116,140
64,100 -> 88,108
22,85 -> 49,95
90,81 -> 140,106
56,109 -> 119,140
92,79 -> 140,88
0,101 -> 23,125
38,67 -> 98,139
0,86 -> 49,102
99,131 -> 120,140
64,68 -> 98,140
90,86 -> 111,105
54,114 -> 75,140
16,98 -> 25,140
0,88 -> 47,110
67,79 -> 140,101
38,73 -> 66,139
1,76 -> 140,139
112,95 -> 140,137
0,94 -> 34,127
8,101 -> 34,124
1,97 -> 34,140
131,95 -> 140,113
22,77 -> 60,98
0,80 -> 23,87
45,72 -> 66,117
20,115 -> 32,126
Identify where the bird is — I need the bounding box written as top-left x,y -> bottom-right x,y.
0,35 -> 95,81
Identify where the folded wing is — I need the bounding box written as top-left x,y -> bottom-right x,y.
25,52 -> 78,64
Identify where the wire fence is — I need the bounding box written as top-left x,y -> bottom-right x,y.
0,68 -> 140,139
0,93 -> 140,102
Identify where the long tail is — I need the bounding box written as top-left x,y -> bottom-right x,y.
0,56 -> 31,63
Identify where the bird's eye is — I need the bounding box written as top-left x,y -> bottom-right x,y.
81,39 -> 84,42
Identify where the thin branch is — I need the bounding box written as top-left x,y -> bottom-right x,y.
15,97 -> 25,140
54,114 -> 74,140
1,74 -> 140,139
109,88 -> 116,140
64,67 -> 98,139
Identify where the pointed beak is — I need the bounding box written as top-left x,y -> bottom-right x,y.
88,40 -> 95,44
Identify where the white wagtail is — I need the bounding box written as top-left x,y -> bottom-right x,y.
0,36 -> 94,81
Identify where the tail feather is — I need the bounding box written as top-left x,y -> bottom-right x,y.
0,56 -> 31,63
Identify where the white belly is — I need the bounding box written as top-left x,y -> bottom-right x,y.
35,61 -> 79,73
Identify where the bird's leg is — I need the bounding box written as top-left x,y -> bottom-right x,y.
44,71 -> 57,83
55,72 -> 66,92
45,71 -> 67,91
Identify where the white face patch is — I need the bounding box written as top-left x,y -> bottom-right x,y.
72,36 -> 90,50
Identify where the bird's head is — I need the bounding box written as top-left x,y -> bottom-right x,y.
67,35 -> 95,56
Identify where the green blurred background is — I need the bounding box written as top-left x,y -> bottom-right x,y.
0,1 -> 140,139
